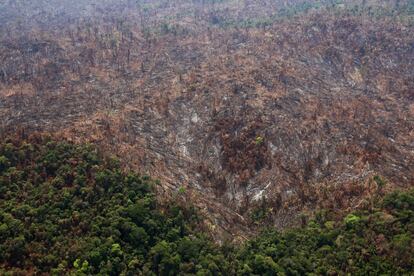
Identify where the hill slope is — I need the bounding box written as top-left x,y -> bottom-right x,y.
0,0 -> 413,236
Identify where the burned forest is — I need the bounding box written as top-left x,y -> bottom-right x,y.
0,1 -> 414,274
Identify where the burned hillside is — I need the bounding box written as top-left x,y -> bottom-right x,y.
1,0 -> 413,238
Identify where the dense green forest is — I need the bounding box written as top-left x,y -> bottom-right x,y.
0,137 -> 413,275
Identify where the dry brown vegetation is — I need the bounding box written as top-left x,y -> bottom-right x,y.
0,0 -> 413,239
